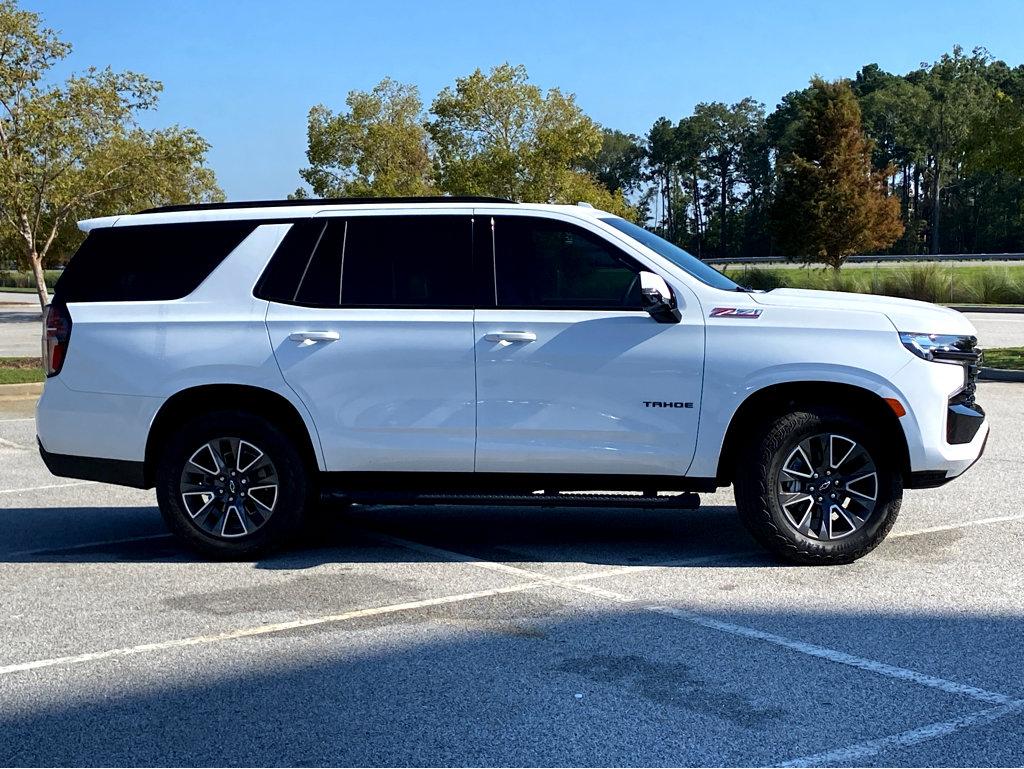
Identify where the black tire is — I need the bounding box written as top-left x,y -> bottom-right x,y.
734,406 -> 902,565
155,409 -> 312,559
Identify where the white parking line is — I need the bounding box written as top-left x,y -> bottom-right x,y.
891,512 -> 1024,539
0,510 -> 1017,700
374,533 -> 1015,706
376,532 -> 1022,764
0,480 -> 95,495
0,579 -> 552,677
368,531 -> 747,587
0,417 -> 35,423
6,533 -> 172,558
647,605 -> 1012,705
0,562 -> 688,678
776,699 -> 1024,767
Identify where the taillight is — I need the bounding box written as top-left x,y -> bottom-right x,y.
43,302 -> 72,377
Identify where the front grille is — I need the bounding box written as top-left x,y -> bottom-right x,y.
939,336 -> 981,406
946,337 -> 984,444
963,353 -> 981,405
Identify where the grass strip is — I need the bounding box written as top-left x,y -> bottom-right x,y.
983,347 -> 1024,371
0,357 -> 44,384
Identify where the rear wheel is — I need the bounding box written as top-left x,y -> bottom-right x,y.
734,407 -> 902,564
156,410 -> 311,558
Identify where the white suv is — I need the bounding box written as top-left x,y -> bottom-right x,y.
37,197 -> 988,563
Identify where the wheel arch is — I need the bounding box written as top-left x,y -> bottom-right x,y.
715,381 -> 910,485
144,384 -> 321,487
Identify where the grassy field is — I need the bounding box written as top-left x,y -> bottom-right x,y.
0,357 -> 44,385
723,263 -> 1024,305
983,347 -> 1024,371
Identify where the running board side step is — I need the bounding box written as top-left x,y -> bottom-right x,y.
322,491 -> 701,509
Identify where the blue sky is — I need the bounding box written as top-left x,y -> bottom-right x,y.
27,0 -> 1024,200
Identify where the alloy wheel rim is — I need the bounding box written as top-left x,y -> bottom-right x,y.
776,433 -> 878,541
179,437 -> 279,538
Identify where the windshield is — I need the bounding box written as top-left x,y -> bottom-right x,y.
599,217 -> 741,291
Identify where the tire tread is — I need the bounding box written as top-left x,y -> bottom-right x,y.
734,406 -> 902,565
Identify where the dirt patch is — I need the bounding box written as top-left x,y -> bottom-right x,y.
164,571 -> 420,618
556,653 -> 785,727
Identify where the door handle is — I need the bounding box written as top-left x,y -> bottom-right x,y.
485,331 -> 537,344
288,331 -> 340,345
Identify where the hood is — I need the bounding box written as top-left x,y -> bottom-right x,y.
750,288 -> 977,337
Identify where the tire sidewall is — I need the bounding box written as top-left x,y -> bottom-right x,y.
155,410 -> 310,558
737,408 -> 903,563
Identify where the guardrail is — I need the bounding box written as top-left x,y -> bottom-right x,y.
705,253 -> 1024,266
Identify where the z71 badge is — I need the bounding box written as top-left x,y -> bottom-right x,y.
709,307 -> 763,318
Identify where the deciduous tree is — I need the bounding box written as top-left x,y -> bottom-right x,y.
771,78 -> 903,268
298,78 -> 435,198
0,0 -> 221,308
427,64 -> 631,215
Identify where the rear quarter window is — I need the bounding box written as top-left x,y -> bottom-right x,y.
55,221 -> 256,303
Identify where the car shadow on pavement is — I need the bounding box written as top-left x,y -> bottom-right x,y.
0,503 -> 774,569
0,310 -> 41,323
1,604 -> 1022,766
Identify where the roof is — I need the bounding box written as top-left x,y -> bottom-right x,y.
138,196 -> 515,214
78,199 -> 612,232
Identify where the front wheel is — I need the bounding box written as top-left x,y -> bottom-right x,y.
155,410 -> 312,559
734,407 -> 903,565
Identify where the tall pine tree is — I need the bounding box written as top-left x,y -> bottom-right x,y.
771,77 -> 903,268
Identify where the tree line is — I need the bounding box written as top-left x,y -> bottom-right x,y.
297,48 -> 1024,263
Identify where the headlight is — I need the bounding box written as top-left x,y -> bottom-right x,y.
899,332 -> 979,363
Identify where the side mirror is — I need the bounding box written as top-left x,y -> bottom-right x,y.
639,271 -> 681,324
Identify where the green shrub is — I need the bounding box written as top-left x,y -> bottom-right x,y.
967,268 -> 1021,304
0,270 -> 60,289
721,263 -> 1024,304
734,267 -> 789,290
879,265 -> 949,304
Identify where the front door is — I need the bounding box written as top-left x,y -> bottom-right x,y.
473,215 -> 705,477
265,212 -> 477,472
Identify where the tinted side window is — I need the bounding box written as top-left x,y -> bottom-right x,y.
273,215 -> 473,308
494,217 -> 643,310
254,220 -> 327,303
341,216 -> 473,307
56,222 -> 255,303
293,221 -> 346,306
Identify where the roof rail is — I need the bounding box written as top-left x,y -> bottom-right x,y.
137,196 -> 516,214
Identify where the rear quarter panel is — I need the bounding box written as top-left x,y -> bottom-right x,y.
46,224 -> 325,467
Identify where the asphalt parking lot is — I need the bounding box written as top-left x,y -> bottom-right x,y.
0,382 -> 1021,766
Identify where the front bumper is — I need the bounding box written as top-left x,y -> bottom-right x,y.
884,351 -> 990,487
947,400 -> 985,445
907,425 -> 988,489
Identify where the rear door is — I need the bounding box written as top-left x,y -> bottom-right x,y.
263,210 -> 477,472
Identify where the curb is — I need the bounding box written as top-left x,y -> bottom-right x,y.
0,382 -> 43,399
980,368 -> 1024,382
949,305 -> 1024,314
